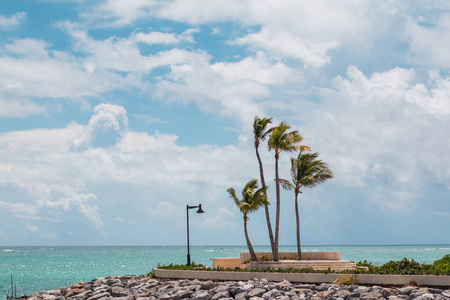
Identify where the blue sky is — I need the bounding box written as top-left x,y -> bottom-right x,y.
1,0 -> 449,246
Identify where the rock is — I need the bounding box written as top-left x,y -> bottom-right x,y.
72,290 -> 94,299
171,288 -> 193,300
211,291 -> 231,300
248,288 -> 267,298
387,296 -> 409,300
442,290 -> 450,298
191,290 -> 211,300
87,291 -> 111,300
356,286 -> 370,293
231,283 -> 254,295
200,280 -> 214,290
400,286 -> 418,295
348,292 -> 361,298
71,283 -> 84,289
262,288 -> 283,299
361,291 -> 384,300
275,280 -> 292,291
334,290 -> 351,298
213,284 -> 230,293
127,280 -> 140,288
415,294 -> 436,300
111,286 -> 129,297
234,292 -> 248,300
311,290 -> 335,299
92,278 -> 107,286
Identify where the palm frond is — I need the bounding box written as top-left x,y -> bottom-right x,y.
288,151 -> 334,191
279,178 -> 294,191
253,116 -> 273,147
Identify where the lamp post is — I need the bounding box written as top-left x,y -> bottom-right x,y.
186,204 -> 205,266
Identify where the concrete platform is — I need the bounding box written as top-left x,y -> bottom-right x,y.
153,268 -> 450,287
248,260 -> 358,271
211,252 -> 346,270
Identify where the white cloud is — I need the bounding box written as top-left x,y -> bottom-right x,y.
406,71 -> 450,117
68,103 -> 128,150
0,12 -> 26,30
298,65 -> 450,210
25,221 -> 39,232
234,27 -> 338,67
132,28 -> 199,45
118,131 -> 180,153
0,42 -> 130,99
201,206 -> 235,229
0,200 -> 38,216
405,14 -> 450,68
0,98 -> 46,118
132,114 -> 167,125
155,52 -> 293,125
149,201 -> 178,218
212,52 -> 293,85
86,0 -> 394,67
5,39 -> 50,59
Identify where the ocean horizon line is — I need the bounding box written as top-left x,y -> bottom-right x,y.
2,243 -> 450,248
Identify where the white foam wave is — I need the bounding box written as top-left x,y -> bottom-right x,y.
3,249 -> 13,252
205,250 -> 215,252
425,248 -> 436,251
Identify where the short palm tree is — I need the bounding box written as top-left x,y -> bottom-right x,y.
281,151 -> 334,260
253,116 -> 275,257
227,179 -> 268,262
268,121 -> 308,261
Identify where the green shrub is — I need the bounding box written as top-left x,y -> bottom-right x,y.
431,254 -> 450,275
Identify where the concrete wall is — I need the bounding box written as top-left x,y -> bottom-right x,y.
210,258 -> 242,269
240,252 -> 341,264
153,269 -> 450,287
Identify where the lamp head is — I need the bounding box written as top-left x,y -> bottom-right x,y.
196,204 -> 205,214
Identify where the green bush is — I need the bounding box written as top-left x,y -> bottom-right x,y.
431,254 -> 450,274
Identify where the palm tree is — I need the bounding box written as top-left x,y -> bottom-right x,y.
253,116 -> 275,257
281,151 -> 334,260
227,179 -> 268,262
268,121 -> 308,261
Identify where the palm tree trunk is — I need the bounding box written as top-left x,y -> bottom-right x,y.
295,192 -> 302,260
274,152 -> 280,261
244,216 -> 258,262
256,147 -> 276,258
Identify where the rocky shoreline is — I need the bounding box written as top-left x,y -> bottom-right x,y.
16,275 -> 450,300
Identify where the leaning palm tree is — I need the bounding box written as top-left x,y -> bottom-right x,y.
281,151 -> 334,260
253,116 -> 275,257
227,179 -> 268,262
268,121 -> 308,261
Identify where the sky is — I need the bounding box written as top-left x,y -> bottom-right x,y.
0,0 -> 449,247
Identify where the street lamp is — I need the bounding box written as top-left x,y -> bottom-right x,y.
186,204 -> 205,266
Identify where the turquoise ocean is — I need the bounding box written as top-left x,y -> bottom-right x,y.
1,245 -> 450,298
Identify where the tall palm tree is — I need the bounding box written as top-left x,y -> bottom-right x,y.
281,151 -> 334,260
268,121 -> 308,261
253,116 -> 275,257
227,179 -> 268,262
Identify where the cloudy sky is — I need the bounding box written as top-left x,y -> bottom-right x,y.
1,0 -> 449,247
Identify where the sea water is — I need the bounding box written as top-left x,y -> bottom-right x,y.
1,245 -> 450,298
